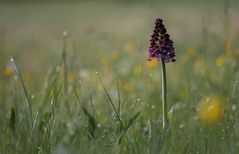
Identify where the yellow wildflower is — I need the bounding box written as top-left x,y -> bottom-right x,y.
124,82 -> 134,92
224,42 -> 232,51
226,48 -> 239,60
216,55 -> 226,67
124,42 -> 135,53
181,47 -> 197,63
101,57 -> 110,72
223,41 -> 239,59
194,59 -> 206,75
146,58 -> 158,69
4,66 -> 13,77
111,51 -> 119,60
134,65 -> 143,75
118,80 -> 134,92
198,96 -> 228,126
68,72 -> 76,82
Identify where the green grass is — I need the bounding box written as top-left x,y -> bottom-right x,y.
0,1 -> 239,154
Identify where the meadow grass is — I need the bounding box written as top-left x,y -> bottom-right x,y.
0,1 -> 239,154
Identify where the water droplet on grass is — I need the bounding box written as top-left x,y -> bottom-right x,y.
232,104 -> 237,111
31,95 -> 35,99
62,31 -> 68,37
179,124 -> 184,129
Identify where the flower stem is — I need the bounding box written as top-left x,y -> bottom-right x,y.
161,59 -> 168,129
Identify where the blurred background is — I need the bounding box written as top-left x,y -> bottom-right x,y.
1,0 -> 239,108
1,0 -> 239,111
1,0 -> 239,153
1,0 -> 238,68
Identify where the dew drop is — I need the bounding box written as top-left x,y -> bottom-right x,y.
232,104 -> 237,111
179,124 -> 184,129
62,31 -> 68,37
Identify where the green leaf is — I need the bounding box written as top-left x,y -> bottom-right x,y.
83,107 -> 96,139
9,107 -> 16,130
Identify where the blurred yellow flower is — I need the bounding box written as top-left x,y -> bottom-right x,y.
224,42 -> 239,59
68,72 -> 76,82
101,57 -> 110,66
194,59 -> 206,75
111,51 -> 119,60
216,55 -> 226,67
124,42 -> 135,53
101,57 -> 110,72
226,48 -> 239,60
57,66 -> 64,76
224,42 -> 232,51
134,65 -> 143,75
146,58 -> 158,68
124,83 -> 134,92
181,47 -> 197,63
4,66 -> 13,77
186,47 -> 197,57
118,80 -> 134,92
198,96 -> 228,126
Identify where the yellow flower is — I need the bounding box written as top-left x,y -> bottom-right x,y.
226,48 -> 239,60
146,58 -> 158,69
194,59 -> 206,75
68,72 -> 76,82
181,47 -> 197,63
101,57 -> 109,66
134,65 -> 143,75
124,42 -> 135,53
198,96 -> 228,126
4,66 -> 13,77
216,55 -> 226,67
224,42 -> 239,59
124,83 -> 134,92
101,57 -> 110,72
224,42 -> 232,51
111,51 -> 119,60
118,80 -> 134,92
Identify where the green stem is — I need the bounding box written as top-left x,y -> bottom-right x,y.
161,59 -> 168,129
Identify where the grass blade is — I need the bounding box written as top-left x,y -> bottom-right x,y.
96,72 -> 129,142
11,58 -> 33,128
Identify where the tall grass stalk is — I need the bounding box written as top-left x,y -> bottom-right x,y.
11,58 -> 34,129
62,31 -> 70,114
96,72 -> 129,142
